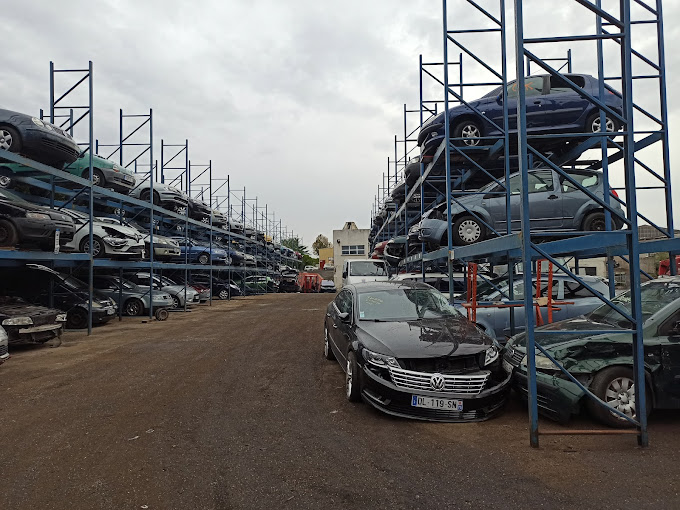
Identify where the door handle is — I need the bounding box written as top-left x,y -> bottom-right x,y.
533,99 -> 542,104
547,194 -> 559,200
332,324 -> 338,329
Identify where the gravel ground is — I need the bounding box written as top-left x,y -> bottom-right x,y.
0,293 -> 678,509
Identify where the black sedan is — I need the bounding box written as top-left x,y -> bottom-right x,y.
323,281 -> 510,422
0,189 -> 75,249
0,108 -> 81,168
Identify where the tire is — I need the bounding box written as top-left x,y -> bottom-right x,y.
218,289 -> 230,300
0,126 -> 22,153
83,168 -> 106,188
324,325 -> 335,361
174,205 -> 187,215
140,190 -> 161,205
586,111 -> 619,134
0,166 -> 14,189
587,366 -> 651,428
452,215 -> 485,246
345,351 -> 362,402
155,308 -> 169,321
170,295 -> 181,309
0,219 -> 19,248
198,253 -> 210,265
582,211 -> 607,232
452,119 -> 483,147
80,235 -> 106,258
66,308 -> 88,329
124,298 -> 144,317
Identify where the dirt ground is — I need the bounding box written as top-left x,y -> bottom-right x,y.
1,293 -> 678,510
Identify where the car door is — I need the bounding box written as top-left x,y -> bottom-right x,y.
560,170 -> 602,229
542,74 -> 591,129
327,290 -> 351,361
335,289 -> 355,358
651,309 -> 680,409
490,76 -> 546,131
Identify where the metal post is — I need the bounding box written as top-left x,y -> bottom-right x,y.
442,0 -> 455,304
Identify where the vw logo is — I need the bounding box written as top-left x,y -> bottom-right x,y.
430,373 -> 445,391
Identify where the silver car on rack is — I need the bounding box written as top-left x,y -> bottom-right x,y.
129,181 -> 189,213
123,271 -> 200,309
92,275 -> 174,316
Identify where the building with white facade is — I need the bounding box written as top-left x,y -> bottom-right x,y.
332,222 -> 370,287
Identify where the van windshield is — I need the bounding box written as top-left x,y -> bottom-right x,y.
349,261 -> 389,277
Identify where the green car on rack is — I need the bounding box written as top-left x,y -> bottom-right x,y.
0,152 -> 136,194
503,277 -> 680,428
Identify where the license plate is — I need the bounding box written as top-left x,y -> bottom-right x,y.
502,359 -> 514,374
411,395 -> 463,411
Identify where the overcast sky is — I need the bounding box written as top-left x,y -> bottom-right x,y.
2,1 -> 679,247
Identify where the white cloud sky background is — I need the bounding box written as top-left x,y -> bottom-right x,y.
2,0 -> 679,247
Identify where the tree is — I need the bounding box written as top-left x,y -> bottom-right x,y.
281,237 -> 309,255
312,234 -> 330,255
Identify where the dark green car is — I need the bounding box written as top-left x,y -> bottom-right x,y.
0,152 -> 135,194
504,277 -> 680,427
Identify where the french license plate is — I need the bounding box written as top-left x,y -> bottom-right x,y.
411,395 -> 463,411
502,359 -> 514,374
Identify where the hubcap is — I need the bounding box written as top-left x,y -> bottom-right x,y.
346,359 -> 353,397
199,254 -> 209,264
127,302 -> 139,315
220,290 -> 229,299
458,219 -> 481,243
461,124 -> 481,146
172,296 -> 180,308
591,116 -> 615,133
604,376 -> 636,419
0,130 -> 12,150
92,173 -> 101,186
0,175 -> 11,188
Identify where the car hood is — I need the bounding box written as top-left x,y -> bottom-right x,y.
0,296 -> 61,318
94,221 -> 143,240
357,315 -> 493,359
509,314 -> 627,350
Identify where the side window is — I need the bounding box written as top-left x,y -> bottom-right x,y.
561,172 -> 599,193
564,280 -> 603,299
335,290 -> 352,315
549,75 -> 586,94
658,310 -> 680,337
527,171 -> 554,193
507,174 -> 523,195
535,280 -> 560,299
507,76 -> 544,98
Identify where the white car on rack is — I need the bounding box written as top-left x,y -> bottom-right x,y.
60,209 -> 145,258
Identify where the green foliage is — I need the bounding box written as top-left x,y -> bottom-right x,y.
302,254 -> 319,266
282,237 -> 309,255
312,234 -> 330,255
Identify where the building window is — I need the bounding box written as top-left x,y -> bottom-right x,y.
341,245 -> 365,255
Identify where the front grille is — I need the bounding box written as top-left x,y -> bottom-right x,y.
41,138 -> 79,158
0,344 -> 8,357
388,366 -> 489,395
504,347 -> 524,367
401,355 -> 481,375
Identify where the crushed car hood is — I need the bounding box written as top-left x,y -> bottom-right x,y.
510,315 -> 626,349
357,316 -> 492,359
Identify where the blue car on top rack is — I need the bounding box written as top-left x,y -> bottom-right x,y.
417,74 -> 623,161
171,237 -> 230,265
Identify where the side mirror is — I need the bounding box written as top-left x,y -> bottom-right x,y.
342,271 -> 348,278
338,312 -> 350,322
496,93 -> 503,104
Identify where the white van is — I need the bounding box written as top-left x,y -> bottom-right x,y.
342,259 -> 390,286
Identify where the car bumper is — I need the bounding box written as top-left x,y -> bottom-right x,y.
5,323 -> 63,344
102,168 -> 135,192
93,305 -> 117,323
151,296 -> 174,308
104,241 -> 145,258
22,128 -> 81,167
150,244 -> 181,258
511,364 -> 584,424
359,365 -> 511,422
417,122 -> 443,146
159,194 -> 188,209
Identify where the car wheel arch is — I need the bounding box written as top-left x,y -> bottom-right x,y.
586,362 -> 657,407
450,113 -> 484,133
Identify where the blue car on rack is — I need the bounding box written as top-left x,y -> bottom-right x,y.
417,74 -> 623,161
170,237 -> 230,265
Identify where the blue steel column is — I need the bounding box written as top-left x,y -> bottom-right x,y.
442,0 -> 455,304
148,109 -> 155,319
419,55 -> 426,281
87,61 -> 94,335
620,0 -> 648,447
513,0 -> 539,448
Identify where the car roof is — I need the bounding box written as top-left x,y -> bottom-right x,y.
345,280 -> 432,293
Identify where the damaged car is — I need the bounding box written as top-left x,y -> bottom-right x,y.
0,295 -> 67,345
504,277 -> 680,427
61,209 -> 145,258
324,280 -> 511,422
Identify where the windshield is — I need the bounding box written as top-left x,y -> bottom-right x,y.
159,276 -> 177,286
589,280 -> 680,327
358,289 -> 461,321
349,261 -> 389,277
0,188 -> 34,205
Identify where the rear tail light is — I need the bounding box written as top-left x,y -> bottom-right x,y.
611,189 -> 619,198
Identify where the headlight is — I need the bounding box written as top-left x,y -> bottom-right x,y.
56,314 -> 67,322
484,345 -> 500,366
520,354 -> 559,371
103,236 -> 129,247
92,301 -> 102,308
363,348 -> 400,368
25,212 -> 51,220
31,117 -> 45,127
2,317 -> 33,326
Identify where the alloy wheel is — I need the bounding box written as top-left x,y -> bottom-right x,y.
171,295 -> 180,309
0,175 -> 11,188
83,239 -> 102,257
0,129 -> 13,150
461,124 -> 481,146
219,290 -> 229,300
604,376 -> 636,419
126,301 -> 142,316
591,115 -> 615,133
458,219 -> 481,243
346,359 -> 353,398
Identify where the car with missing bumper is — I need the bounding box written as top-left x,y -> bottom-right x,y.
60,209 -> 145,258
0,295 -> 67,345
323,281 -> 510,422
504,277 -> 680,427
129,181 -> 189,213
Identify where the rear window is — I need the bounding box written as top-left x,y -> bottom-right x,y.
349,261 -> 389,277
561,172 -> 600,193
564,279 -> 607,298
